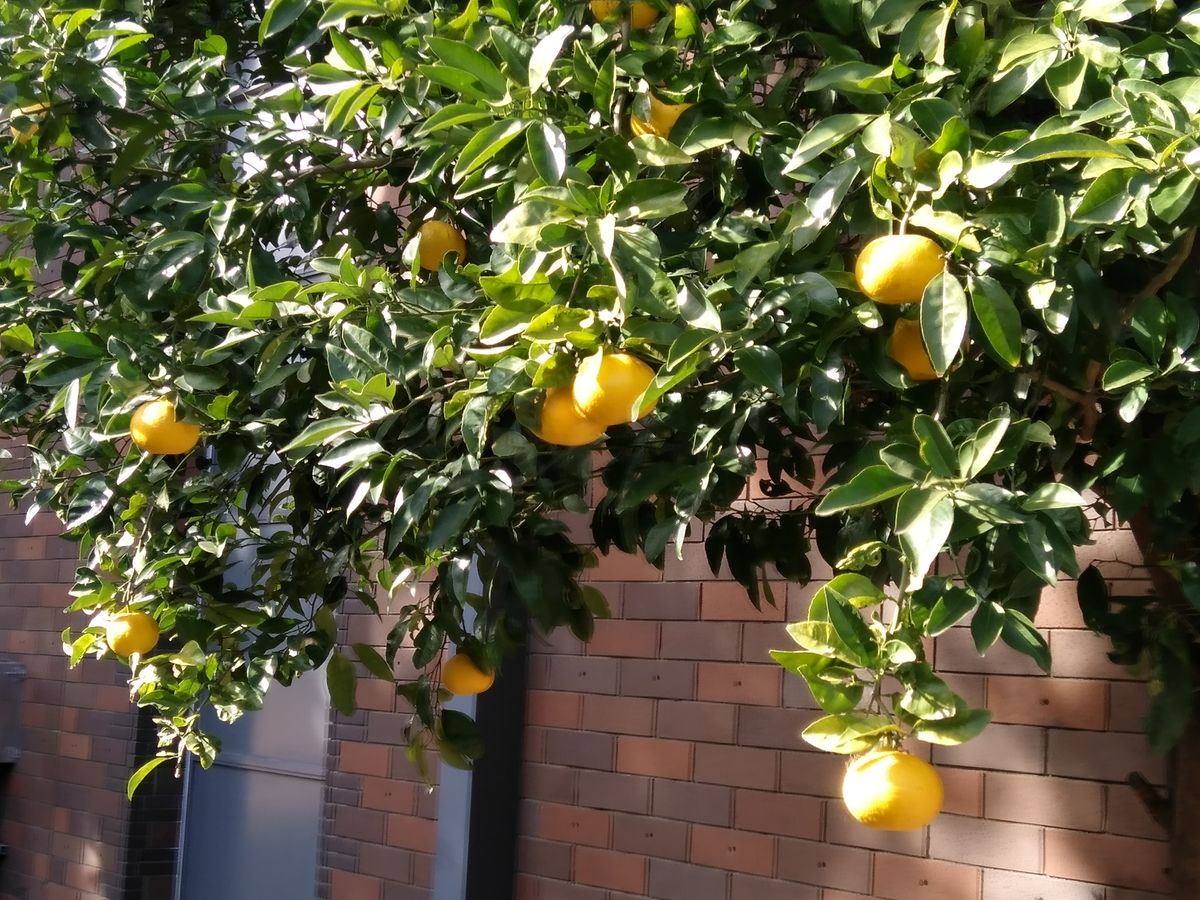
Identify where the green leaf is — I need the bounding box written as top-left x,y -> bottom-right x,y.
970,601 -> 1005,652
913,704 -> 992,745
912,414 -> 958,477
527,123 -> 567,185
824,586 -> 879,668
920,271 -> 968,376
127,756 -> 172,800
454,118 -> 530,182
1001,609 -> 1051,672
970,276 -> 1022,369
427,37 -> 507,101
1074,168 -> 1135,224
815,465 -> 912,516
783,114 -> 874,172
613,179 -> 689,221
327,650 -> 358,715
1006,134 -> 1140,165
925,587 -> 978,636
802,712 -> 900,754
1102,358 -> 1156,390
895,488 -> 954,591
352,643 -> 394,681
898,663 -> 959,721
733,346 -> 784,395
1022,483 -> 1085,511
281,417 -> 364,453
528,25 -> 573,93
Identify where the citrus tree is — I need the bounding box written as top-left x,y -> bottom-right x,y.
2,0 -> 1200,882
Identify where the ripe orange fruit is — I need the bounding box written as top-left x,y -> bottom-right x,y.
535,387 -> 607,447
631,95 -> 693,139
416,220 -> 467,272
855,234 -> 945,305
130,399 -> 202,455
842,749 -> 944,830
105,610 -> 160,658
590,0 -> 660,29
443,654 -> 495,696
571,351 -> 656,428
888,318 -> 939,381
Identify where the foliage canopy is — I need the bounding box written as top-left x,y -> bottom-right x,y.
1,0 -> 1199,775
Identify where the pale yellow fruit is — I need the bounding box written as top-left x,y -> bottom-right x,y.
416,220 -> 467,272
590,0 -> 660,29
631,95 -> 693,139
842,749 -> 944,831
535,388 -> 606,447
443,654 -> 495,696
105,611 -> 160,658
571,352 -> 656,428
855,234 -> 945,305
130,399 -> 202,455
888,318 -> 939,381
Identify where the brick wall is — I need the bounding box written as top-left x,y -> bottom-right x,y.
319,592 -> 440,900
511,508 -> 1172,900
0,443 -> 155,900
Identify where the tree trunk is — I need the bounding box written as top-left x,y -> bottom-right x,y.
1126,513 -> 1200,898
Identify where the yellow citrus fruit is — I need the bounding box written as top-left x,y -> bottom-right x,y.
631,95 -> 694,139
535,387 -> 607,447
854,234 -> 945,305
888,318 -> 939,381
443,654 -> 495,696
572,351 -> 657,428
130,399 -> 202,455
590,0 -> 660,29
9,102 -> 47,144
105,610 -> 160,658
842,749 -> 944,831
416,220 -> 467,272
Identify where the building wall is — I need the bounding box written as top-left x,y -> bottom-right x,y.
0,432 -> 1174,900
0,442 -> 161,900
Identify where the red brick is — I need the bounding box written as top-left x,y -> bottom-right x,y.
779,749 -> 845,797
581,695 -> 654,736
1047,730 -> 1165,784
730,874 -> 820,900
611,812 -> 689,860
695,744 -> 777,791
533,802 -> 611,848
589,551 -> 662,582
574,847 -> 647,893
941,767 -> 984,817
522,763 -> 577,804
689,824 -> 775,876
985,773 -> 1103,831
547,655 -> 619,695
987,676 -> 1107,730
652,778 -> 732,826
935,627 -> 1044,676
740,622 -> 790,664
827,802 -> 927,855
664,542 -> 731,581
697,662 -> 781,706
701,581 -> 785,621
1034,583 -> 1088,628
339,741 -> 391,777
656,700 -> 737,744
873,854 -> 981,900
587,619 -> 660,658
647,859 -> 728,899
929,814 -> 1042,872
1109,682 -> 1151,732
1044,830 -> 1171,892
361,777 -> 415,814
330,869 -> 382,900
526,690 -> 582,729
577,769 -> 650,814
518,836 -> 571,880
776,837 -> 871,893
359,844 -> 413,880
931,723 -> 1045,775
620,659 -> 696,700
981,870 -> 1106,900
623,582 -> 700,620
544,729 -> 614,771
616,736 -> 692,780
1049,630 -> 1139,680
334,807 -> 386,843
660,621 -> 742,661
736,705 -> 818,749
1105,783 -> 1168,839
734,788 -> 821,839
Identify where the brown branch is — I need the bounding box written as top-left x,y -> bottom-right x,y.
1128,771 -> 1173,832
1133,227 -> 1197,304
